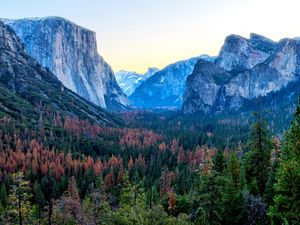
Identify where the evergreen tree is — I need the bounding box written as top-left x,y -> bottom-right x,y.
244,112 -> 272,196
212,149 -> 226,175
33,180 -> 45,224
0,183 -> 8,208
228,152 -> 241,191
196,173 -> 227,225
175,165 -> 193,195
40,176 -> 57,225
148,204 -> 169,225
222,152 -> 243,225
8,172 -> 33,225
0,183 -> 9,224
269,102 -> 300,224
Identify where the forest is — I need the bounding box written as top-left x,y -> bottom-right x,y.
0,99 -> 299,225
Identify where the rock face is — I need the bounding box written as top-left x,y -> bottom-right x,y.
183,34 -> 300,114
216,34 -> 276,72
2,17 -> 129,110
183,60 -> 235,113
129,55 -> 214,108
0,21 -> 118,125
115,67 -> 159,96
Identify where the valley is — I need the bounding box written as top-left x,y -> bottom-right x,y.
0,13 -> 299,225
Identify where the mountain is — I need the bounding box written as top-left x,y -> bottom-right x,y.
129,55 -> 214,108
115,67 -> 159,96
215,33 -> 277,73
183,34 -> 300,114
0,20 -> 118,126
2,17 -> 129,111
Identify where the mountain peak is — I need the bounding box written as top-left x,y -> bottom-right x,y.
249,33 -> 277,53
249,33 -> 275,42
0,20 -> 117,125
2,16 -> 95,34
129,55 -> 214,108
115,67 -> 159,96
3,17 -> 129,110
216,33 -> 274,72
183,33 -> 300,115
144,67 -> 159,77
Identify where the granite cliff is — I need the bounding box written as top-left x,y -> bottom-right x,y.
183,34 -> 300,114
2,17 -> 129,110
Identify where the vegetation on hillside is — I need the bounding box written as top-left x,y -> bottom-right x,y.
0,97 -> 299,224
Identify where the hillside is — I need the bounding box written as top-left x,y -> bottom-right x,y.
0,21 -> 119,126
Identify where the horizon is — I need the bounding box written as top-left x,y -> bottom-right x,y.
1,0 -> 300,73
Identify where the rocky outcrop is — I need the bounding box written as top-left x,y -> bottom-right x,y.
2,17 -> 129,110
115,67 -> 158,96
0,21 -> 117,125
183,60 -> 235,113
215,34 -> 276,73
129,55 -> 214,108
183,34 -> 300,114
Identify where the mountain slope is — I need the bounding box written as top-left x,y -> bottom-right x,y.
183,34 -> 300,114
115,67 -> 158,96
2,17 -> 129,111
0,21 -> 118,126
216,33 -> 276,73
129,55 -> 214,108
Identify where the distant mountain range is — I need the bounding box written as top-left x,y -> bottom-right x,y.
2,17 -> 129,111
129,55 -> 214,108
1,16 -> 300,120
119,32 -> 300,118
115,67 -> 159,96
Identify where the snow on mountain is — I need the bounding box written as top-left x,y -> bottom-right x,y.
129,55 -> 215,108
115,67 -> 159,96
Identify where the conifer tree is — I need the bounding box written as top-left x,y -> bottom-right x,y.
196,173 -> 226,225
8,172 -> 33,225
269,102 -> 300,224
0,184 -> 8,208
244,112 -> 272,196
222,152 -> 243,225
33,180 -> 45,225
0,183 -> 9,224
212,149 -> 226,175
228,152 -> 240,191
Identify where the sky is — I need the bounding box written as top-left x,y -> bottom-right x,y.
1,0 -> 300,73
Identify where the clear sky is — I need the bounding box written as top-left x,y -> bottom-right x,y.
1,0 -> 300,73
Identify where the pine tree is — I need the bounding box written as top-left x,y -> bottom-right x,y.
269,101 -> 300,224
0,184 -> 8,208
33,180 -> 45,225
8,172 -> 33,225
196,172 -> 227,225
244,112 -> 272,196
228,152 -> 240,191
222,152 -> 244,225
0,183 -> 9,224
212,149 -> 226,175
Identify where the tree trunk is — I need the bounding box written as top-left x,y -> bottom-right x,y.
18,190 -> 22,225
48,199 -> 52,225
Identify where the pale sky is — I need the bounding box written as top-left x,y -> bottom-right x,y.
1,0 -> 300,73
